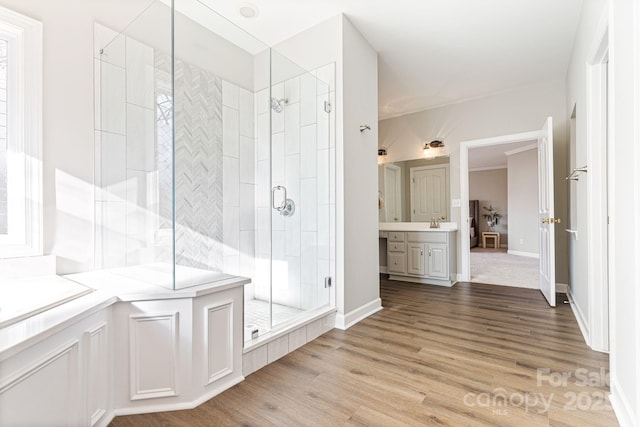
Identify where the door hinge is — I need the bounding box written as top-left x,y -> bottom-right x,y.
324,276 -> 332,288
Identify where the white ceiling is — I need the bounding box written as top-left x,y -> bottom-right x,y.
201,0 -> 583,120
468,140 -> 537,170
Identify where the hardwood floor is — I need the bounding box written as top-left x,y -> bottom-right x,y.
111,279 -> 618,426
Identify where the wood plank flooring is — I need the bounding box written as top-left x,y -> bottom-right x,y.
110,279 -> 618,426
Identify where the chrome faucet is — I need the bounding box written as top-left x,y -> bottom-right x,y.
430,217 -> 440,228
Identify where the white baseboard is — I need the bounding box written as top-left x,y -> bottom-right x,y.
610,378 -> 636,427
567,287 -> 589,346
555,282 -> 568,294
97,411 -> 115,427
335,298 -> 383,330
507,250 -> 539,259
113,375 -> 244,416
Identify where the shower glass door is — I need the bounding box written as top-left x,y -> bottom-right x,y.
268,49 -> 332,329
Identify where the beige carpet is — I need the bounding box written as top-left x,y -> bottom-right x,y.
470,248 -> 539,288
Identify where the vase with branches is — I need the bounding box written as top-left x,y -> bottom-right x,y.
482,205 -> 502,231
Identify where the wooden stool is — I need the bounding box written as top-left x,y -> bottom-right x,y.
482,232 -> 500,249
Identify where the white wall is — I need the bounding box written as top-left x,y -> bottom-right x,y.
609,0 -> 639,424
469,169 -> 508,243
340,16 -> 380,319
380,80 -> 568,284
507,149 -> 539,255
565,0 -> 608,349
567,0 -> 640,423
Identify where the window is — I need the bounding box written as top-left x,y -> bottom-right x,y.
0,6 -> 42,258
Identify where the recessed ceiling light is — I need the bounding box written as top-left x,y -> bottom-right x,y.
239,3 -> 259,18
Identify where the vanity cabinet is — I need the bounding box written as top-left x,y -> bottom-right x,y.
384,230 -> 456,286
387,232 -> 406,274
406,243 -> 425,275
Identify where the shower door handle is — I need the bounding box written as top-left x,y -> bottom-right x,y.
272,185 -> 287,211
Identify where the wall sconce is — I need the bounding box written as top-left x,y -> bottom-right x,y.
423,140 -> 444,155
378,148 -> 387,156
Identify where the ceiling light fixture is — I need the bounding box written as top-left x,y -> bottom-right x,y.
238,3 -> 259,18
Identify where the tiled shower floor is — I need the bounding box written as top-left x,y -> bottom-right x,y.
244,299 -> 303,341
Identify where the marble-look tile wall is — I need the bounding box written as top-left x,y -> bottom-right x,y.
222,81 -> 256,283
94,23 -> 255,280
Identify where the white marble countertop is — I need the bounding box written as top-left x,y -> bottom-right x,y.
0,269 -> 249,361
66,266 -> 250,301
379,222 -> 458,232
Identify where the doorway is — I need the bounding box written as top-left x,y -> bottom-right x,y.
459,119 -> 558,306
467,142 -> 539,289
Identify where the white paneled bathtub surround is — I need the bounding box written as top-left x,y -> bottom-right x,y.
0,272 -> 248,425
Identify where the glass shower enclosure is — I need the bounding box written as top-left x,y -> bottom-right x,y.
94,0 -> 335,342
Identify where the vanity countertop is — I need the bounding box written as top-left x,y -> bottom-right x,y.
379,222 -> 458,232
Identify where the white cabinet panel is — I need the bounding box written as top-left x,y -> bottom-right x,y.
388,253 -> 406,274
0,341 -> 81,427
428,243 -> 448,279
407,243 -> 425,276
205,301 -> 233,385
85,322 -> 109,426
129,313 -> 179,400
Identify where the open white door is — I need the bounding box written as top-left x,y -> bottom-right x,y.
538,117 -> 556,306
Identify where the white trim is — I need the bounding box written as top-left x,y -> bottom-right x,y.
635,0 -> 640,420
468,165 -> 507,172
460,130 -> 541,281
0,339 -> 79,394
83,322 -> 109,427
609,378 -> 636,427
504,143 -> 538,156
507,250 -> 539,259
334,298 -> 382,330
129,312 -> 179,400
585,13 -> 610,353
112,375 -> 244,417
0,6 -> 43,258
204,300 -> 234,385
567,286 -> 589,346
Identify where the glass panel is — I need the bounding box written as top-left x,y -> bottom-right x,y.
172,0 -> 268,290
269,50 -> 333,329
95,1 -> 174,287
0,39 -> 7,235
94,1 -> 334,333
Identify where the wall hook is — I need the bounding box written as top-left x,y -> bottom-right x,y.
360,125 -> 371,132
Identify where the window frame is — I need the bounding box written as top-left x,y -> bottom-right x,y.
0,6 -> 42,258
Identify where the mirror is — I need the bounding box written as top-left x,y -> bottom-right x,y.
378,156 -> 450,222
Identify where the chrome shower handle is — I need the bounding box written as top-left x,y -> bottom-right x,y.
272,185 -> 287,211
